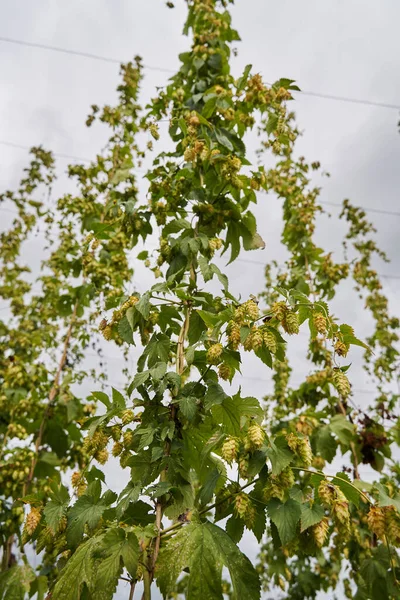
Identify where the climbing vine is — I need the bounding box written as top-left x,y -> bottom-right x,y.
0,1 -> 399,599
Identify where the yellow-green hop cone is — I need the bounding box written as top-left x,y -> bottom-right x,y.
111,425 -> 121,441
24,507 -> 41,536
318,480 -> 336,506
334,339 -> 348,357
234,493 -> 251,520
244,299 -> 259,321
221,436 -> 239,463
333,500 -> 350,527
263,330 -> 277,354
386,507 -> 400,545
247,423 -> 264,449
238,456 -> 249,479
313,518 -> 329,548
367,506 -> 386,539
228,321 -> 241,350
297,438 -> 312,466
95,448 -> 109,465
283,311 -> 299,335
122,409 -> 134,425
206,343 -> 223,365
112,441 -> 123,457
123,431 -> 133,448
313,312 -> 327,334
333,370 -> 351,398
250,327 -> 263,351
218,363 -> 232,381
271,301 -> 287,322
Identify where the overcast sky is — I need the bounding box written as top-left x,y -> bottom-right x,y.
1,1 -> 400,598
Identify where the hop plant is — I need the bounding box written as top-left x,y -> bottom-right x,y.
334,339 -> 348,357
313,518 -> 329,548
122,409 -> 134,425
386,507 -> 400,545
286,433 -> 312,466
318,481 -> 337,506
234,493 -> 251,520
283,311 -> 299,335
244,299 -> 259,321
206,343 -> 223,365
123,431 -> 133,448
247,423 -> 265,449
218,363 -> 232,381
272,301 -> 287,322
221,436 -> 239,463
250,327 -> 264,351
313,312 -> 327,334
297,438 -> 313,466
333,370 -> 351,398
238,456 -> 249,479
111,425 -> 122,441
227,321 -> 241,350
24,507 -> 41,536
95,449 -> 109,465
263,329 -> 277,354
71,471 -> 82,488
333,501 -> 350,529
112,441 -> 123,457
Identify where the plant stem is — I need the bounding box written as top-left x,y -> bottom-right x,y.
142,569 -> 151,600
23,300 -> 80,495
128,580 -> 136,600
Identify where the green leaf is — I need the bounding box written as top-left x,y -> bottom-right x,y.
44,484 -> 70,533
116,481 -> 141,518
329,414 -> 355,445
111,387 -> 126,410
150,361 -> 167,381
0,564 -> 35,600
204,382 -> 228,409
95,528 -> 139,586
130,370 -> 149,390
163,218 -> 191,235
376,483 -> 400,512
226,514 -> 245,543
300,502 -> 325,532
177,395 -> 198,421
315,425 -> 337,462
266,437 -> 294,476
53,536 -> 98,600
157,521 -> 260,600
67,482 -> 112,546
267,498 -> 301,545
118,316 -> 134,344
90,391 -> 110,409
136,293 -> 151,319
212,393 -> 262,436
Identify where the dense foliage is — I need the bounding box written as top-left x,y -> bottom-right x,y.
1,1 -> 399,599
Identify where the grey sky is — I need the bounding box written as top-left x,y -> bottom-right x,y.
1,1 -> 400,598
